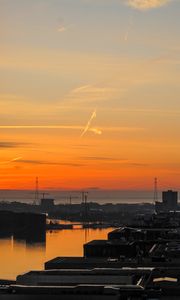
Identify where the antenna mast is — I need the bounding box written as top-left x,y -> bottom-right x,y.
154,177 -> 158,203
35,176 -> 39,205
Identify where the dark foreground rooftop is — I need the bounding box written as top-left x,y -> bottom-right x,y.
2,267 -> 180,299
45,256 -> 180,270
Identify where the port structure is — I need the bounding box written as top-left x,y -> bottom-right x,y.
69,190 -> 89,222
154,177 -> 158,204
34,177 -> 39,205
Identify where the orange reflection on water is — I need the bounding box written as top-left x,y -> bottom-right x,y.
46,228 -> 112,257
0,228 -> 113,280
0,237 -> 45,280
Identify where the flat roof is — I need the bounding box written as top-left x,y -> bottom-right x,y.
46,257 -> 108,264
109,227 -> 180,233
84,240 -> 133,246
19,267 -> 154,277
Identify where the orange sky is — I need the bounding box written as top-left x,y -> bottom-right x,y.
1,0 -> 180,190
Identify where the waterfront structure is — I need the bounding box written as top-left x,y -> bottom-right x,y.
3,206 -> 180,298
0,211 -> 46,243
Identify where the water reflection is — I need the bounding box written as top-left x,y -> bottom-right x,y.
0,228 -> 113,280
0,236 -> 45,280
13,230 -> 46,245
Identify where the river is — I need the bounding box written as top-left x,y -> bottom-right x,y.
0,227 -> 114,280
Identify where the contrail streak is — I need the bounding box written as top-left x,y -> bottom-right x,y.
90,128 -> 102,135
0,125 -> 142,133
0,124 -> 102,135
0,125 -> 83,129
11,157 -> 23,162
0,157 -> 22,165
80,109 -> 97,137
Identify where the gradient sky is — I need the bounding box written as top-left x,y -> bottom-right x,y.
1,0 -> 180,190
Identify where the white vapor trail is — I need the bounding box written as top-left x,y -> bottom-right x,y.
0,123 -> 145,134
11,156 -> 23,162
0,157 -> 22,165
0,124 -> 101,135
81,109 -> 98,137
90,128 -> 102,135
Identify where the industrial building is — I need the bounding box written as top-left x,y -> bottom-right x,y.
2,195 -> 180,299
156,190 -> 178,213
0,211 -> 46,243
45,257 -> 129,270
2,267 -> 180,299
84,240 -> 137,258
40,198 -> 55,212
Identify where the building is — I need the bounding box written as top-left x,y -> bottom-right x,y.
84,240 -> 137,258
45,257 -> 137,270
156,190 -> 178,213
17,268 -> 150,286
0,211 -> 46,243
162,190 -> 178,210
40,198 -> 54,212
0,284 -> 154,300
45,257 -> 124,270
3,267 -> 180,299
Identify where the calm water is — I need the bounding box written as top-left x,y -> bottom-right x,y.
0,228 -> 113,280
0,189 -> 159,204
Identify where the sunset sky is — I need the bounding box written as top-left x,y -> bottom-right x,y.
1,0 -> 180,190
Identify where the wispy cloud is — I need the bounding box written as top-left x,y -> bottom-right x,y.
80,156 -> 127,162
65,84 -> 119,104
79,156 -> 148,167
58,163 -> 84,167
125,0 -> 171,10
0,142 -> 25,148
12,159 -> 84,167
103,126 -> 144,132
128,162 -> 149,166
57,26 -> 67,33
72,85 -> 92,93
57,22 -> 73,33
85,187 -> 101,190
